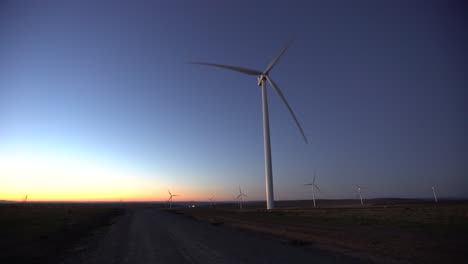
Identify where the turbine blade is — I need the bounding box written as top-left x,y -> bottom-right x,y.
168,190 -> 171,196
263,41 -> 292,74
191,62 -> 262,76
313,169 -> 317,184
304,183 -> 313,186
314,184 -> 321,192
266,76 -> 308,143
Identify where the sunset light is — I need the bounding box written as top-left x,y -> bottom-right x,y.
1,1 -> 466,263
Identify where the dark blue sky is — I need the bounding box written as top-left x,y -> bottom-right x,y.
1,0 -> 466,201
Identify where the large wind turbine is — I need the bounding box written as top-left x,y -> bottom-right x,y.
304,169 -> 321,208
23,194 -> 28,203
237,186 -> 248,210
192,42 -> 307,210
167,190 -> 180,209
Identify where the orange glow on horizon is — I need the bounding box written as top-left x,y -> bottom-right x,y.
0,150 -> 234,202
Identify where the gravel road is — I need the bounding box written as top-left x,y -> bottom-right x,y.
63,207 -> 359,264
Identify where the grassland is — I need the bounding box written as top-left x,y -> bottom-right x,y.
1,200 -> 466,263
170,200 -> 468,263
0,203 -> 123,264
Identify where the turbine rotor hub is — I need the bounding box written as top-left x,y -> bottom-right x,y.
257,75 -> 267,86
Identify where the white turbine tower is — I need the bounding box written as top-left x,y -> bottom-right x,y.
237,186 -> 248,210
192,42 -> 307,210
167,190 -> 180,209
304,169 -> 321,208
432,186 -> 438,203
356,185 -> 364,206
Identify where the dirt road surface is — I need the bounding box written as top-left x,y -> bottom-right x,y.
63,207 -> 360,264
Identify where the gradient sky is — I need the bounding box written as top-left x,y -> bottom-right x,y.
1,0 -> 467,201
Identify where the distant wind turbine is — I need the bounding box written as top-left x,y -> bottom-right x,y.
356,185 -> 365,206
23,194 -> 28,203
168,190 -> 180,209
208,195 -> 215,208
237,186 -> 247,210
192,41 -> 307,210
432,186 -> 438,203
304,169 -> 321,208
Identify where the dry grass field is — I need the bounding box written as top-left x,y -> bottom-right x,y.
169,199 -> 468,263
1,200 -> 466,263
0,203 -> 123,264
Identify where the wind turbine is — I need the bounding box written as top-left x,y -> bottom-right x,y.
237,186 -> 248,210
356,185 -> 364,206
208,195 -> 215,208
432,186 -> 438,203
23,194 -> 28,203
304,169 -> 321,208
192,42 -> 307,210
167,190 -> 180,209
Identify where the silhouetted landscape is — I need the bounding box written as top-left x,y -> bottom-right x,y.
1,200 -> 467,263
0,203 -> 123,263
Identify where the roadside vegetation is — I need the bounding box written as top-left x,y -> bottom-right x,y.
0,203 -> 123,264
169,200 -> 468,263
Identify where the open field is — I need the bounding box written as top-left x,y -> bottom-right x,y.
0,203 -> 123,264
1,200 -> 466,264
169,199 -> 468,263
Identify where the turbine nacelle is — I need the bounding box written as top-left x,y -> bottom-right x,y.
257,75 -> 267,86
